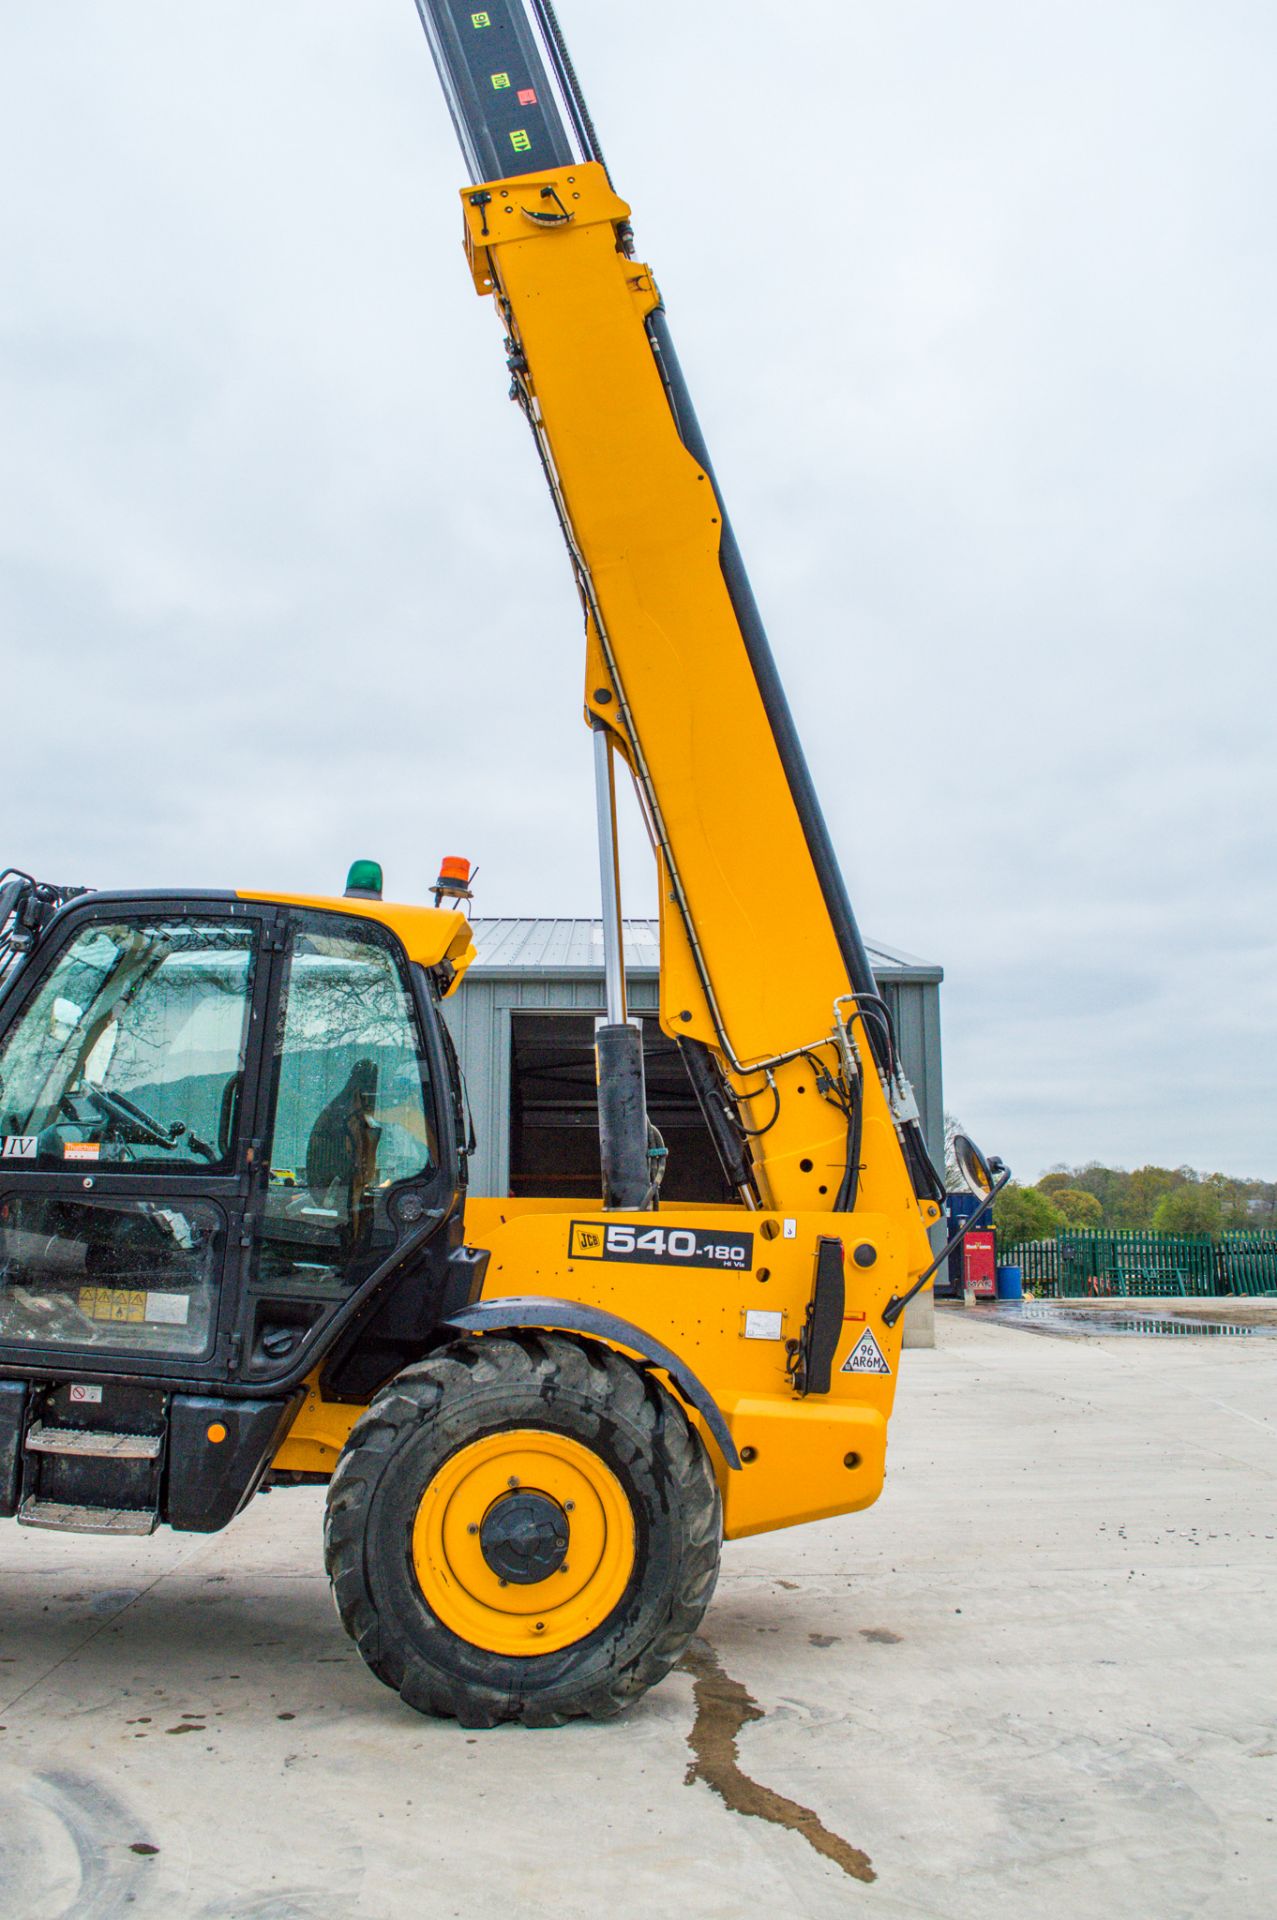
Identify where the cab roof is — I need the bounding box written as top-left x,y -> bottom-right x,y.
238,891 -> 476,991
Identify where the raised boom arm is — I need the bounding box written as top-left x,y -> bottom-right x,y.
413,1 -> 943,1262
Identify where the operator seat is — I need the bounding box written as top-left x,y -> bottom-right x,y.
305,1059 -> 381,1255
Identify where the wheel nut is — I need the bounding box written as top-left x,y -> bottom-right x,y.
467,1523 -> 479,1535
534,1622 -> 545,1633
507,1476 -> 519,1489
558,1564 -> 570,1575
564,1500 -> 575,1512
499,1578 -> 508,1589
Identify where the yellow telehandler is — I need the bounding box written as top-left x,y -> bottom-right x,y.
0,1 -> 1003,1725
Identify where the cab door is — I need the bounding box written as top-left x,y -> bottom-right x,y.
0,900 -> 273,1381
234,908 -> 454,1384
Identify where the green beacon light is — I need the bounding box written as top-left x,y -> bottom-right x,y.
344,859 -> 383,901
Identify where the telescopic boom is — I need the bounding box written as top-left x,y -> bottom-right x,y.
413,0 -> 943,1243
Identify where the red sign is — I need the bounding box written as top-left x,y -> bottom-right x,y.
964,1231 -> 997,1298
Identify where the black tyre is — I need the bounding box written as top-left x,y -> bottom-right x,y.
323,1331 -> 722,1727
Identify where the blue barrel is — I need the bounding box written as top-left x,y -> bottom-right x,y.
996,1264 -> 1023,1301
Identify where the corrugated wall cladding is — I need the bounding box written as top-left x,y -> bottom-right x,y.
441,919 -> 943,1200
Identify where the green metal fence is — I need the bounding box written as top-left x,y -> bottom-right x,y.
1220,1231 -> 1277,1296
998,1228 -> 1277,1299
1001,1238 -> 1061,1295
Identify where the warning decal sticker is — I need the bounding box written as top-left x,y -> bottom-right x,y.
841,1328 -> 891,1376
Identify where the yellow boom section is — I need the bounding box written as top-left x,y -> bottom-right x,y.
461,165 -> 934,1266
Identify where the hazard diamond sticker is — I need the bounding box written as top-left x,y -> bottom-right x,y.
841,1328 -> 891,1376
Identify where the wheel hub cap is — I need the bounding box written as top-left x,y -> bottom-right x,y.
410,1429 -> 636,1657
479,1490 -> 569,1584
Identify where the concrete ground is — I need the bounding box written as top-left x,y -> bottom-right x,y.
1,1311 -> 1274,1920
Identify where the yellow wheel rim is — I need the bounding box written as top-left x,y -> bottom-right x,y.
411,1428 -> 636,1657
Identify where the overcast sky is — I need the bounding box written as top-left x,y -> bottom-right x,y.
2,2 -> 1274,1183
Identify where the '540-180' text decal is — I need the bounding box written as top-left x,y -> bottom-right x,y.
569,1221 -> 753,1270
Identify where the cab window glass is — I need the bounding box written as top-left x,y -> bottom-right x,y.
258,922 -> 434,1292
0,1195 -> 221,1357
0,919 -> 256,1173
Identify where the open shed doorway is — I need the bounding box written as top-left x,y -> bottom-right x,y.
507,1012 -> 734,1204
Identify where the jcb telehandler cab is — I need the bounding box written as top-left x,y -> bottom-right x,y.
0,3 -> 1002,1727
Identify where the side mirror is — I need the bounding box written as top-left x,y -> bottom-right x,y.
952,1132 -> 995,1199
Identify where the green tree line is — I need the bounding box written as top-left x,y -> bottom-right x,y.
990,1163 -> 1277,1245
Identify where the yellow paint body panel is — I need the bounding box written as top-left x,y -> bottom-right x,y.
467,1203 -> 906,1541
272,1377 -> 361,1476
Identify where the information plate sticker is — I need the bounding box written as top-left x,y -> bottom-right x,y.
63,1140 -> 100,1162
841,1329 -> 892,1376
743,1309 -> 784,1341
569,1221 -> 753,1271
1,1136 -> 38,1160
145,1292 -> 190,1326
68,1384 -> 103,1405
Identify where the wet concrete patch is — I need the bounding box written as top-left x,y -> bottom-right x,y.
977,1303 -> 1275,1339
680,1637 -> 874,1884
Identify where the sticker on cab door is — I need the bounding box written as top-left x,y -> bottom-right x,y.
569,1220 -> 753,1270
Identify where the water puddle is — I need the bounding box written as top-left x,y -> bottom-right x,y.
680,1637 -> 874,1884
976,1303 -> 1275,1339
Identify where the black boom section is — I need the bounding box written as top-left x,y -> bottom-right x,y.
413,0 -> 575,183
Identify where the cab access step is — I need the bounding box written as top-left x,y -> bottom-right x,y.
21,1420 -> 164,1534
14,1381 -> 167,1535
0,1380 -> 301,1537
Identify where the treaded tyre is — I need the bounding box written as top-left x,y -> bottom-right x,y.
323,1331 -> 722,1727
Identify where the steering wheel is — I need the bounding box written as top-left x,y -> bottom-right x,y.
83,1084 -> 184,1149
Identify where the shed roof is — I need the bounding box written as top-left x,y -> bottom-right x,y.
465,918 -> 941,983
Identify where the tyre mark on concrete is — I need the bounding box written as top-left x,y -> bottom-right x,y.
25,1769 -> 157,1918
680,1637 -> 875,1884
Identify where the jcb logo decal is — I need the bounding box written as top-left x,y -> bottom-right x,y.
568,1221 -> 752,1271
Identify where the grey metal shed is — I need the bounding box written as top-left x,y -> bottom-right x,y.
441,918 -> 943,1204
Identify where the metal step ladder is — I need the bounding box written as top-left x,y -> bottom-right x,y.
17,1416 -> 165,1536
